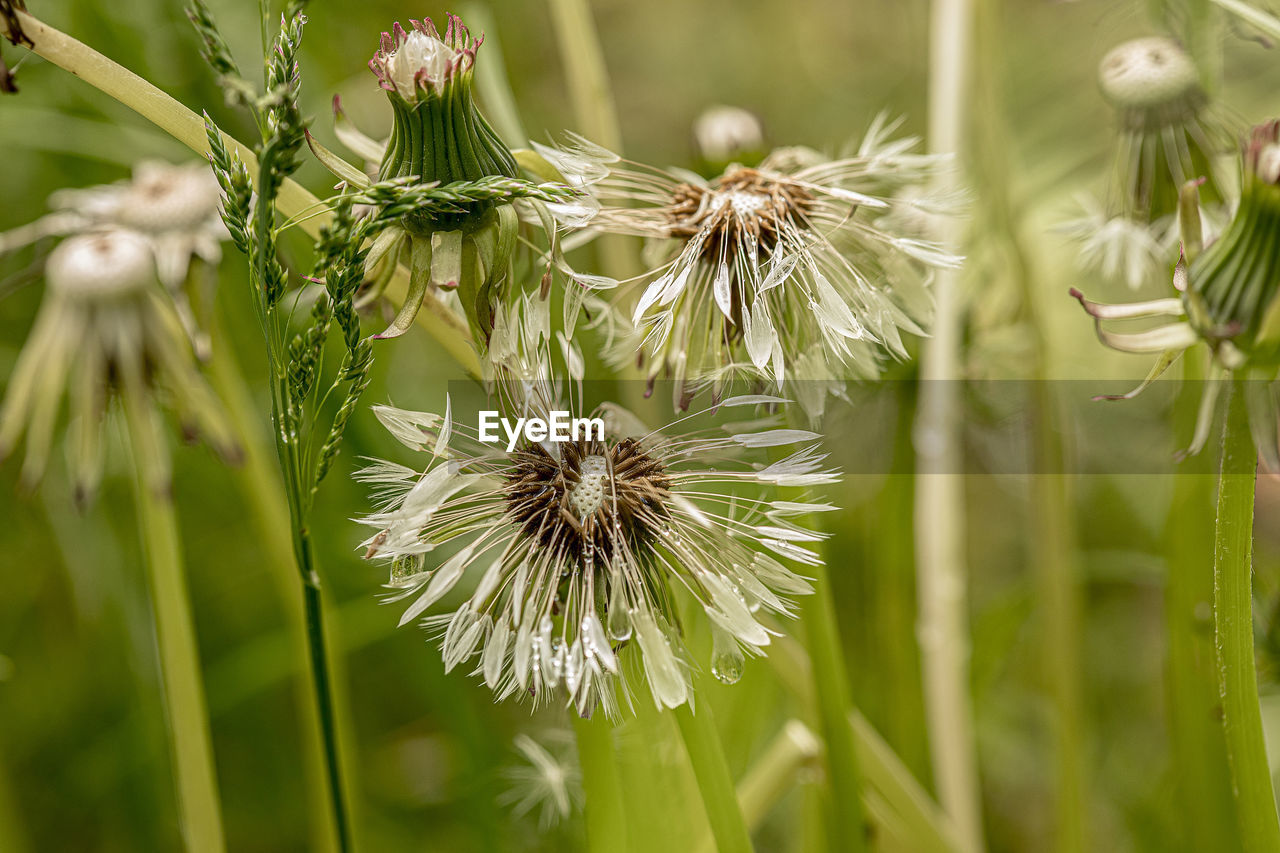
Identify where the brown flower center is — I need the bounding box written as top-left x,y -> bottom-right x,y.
667,168 -> 813,262
503,438 -> 671,564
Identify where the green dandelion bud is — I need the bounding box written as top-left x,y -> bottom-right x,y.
358,16 -> 521,344
369,16 -> 518,231
1188,120 -> 1280,364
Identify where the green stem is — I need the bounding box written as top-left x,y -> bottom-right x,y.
574,713 -> 629,852
1207,0 -> 1280,42
293,528 -> 351,853
0,737 -> 29,853
124,405 -> 226,853
672,701 -> 754,853
0,9 -> 480,379
545,0 -> 638,282
1166,356 -> 1241,851
918,1 -> 984,850
798,564 -> 869,853
206,320 -> 341,853
694,720 -> 821,853
544,0 -> 622,151
1214,377 -> 1280,852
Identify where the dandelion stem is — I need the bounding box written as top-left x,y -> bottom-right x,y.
545,0 -> 638,282
1207,0 -> 1280,42
124,403 -> 226,853
768,637 -> 964,853
917,1 -> 984,850
1165,355 -> 1241,851
573,713 -> 628,851
1214,377 -> 1280,852
0,8 -> 480,379
673,701 -> 754,853
694,720 -> 821,853
797,563 -> 869,853
970,1 -> 1085,845
545,0 -> 621,152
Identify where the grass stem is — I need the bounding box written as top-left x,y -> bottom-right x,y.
206,313 -> 341,853
798,563 -> 869,853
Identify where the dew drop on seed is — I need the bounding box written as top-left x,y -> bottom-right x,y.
711,646 -> 745,685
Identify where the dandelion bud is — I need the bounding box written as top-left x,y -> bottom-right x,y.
1188,121 -> 1280,363
369,17 -> 518,218
360,17 -> 523,345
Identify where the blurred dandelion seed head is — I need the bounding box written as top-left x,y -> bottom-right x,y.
46,229 -> 153,299
0,229 -> 239,497
1099,37 -> 1203,120
49,161 -> 228,290
693,105 -> 765,168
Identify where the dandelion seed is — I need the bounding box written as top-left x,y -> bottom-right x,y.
500,733 -> 582,828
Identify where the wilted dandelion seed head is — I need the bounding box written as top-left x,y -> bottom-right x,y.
668,168 -> 814,264
46,230 -> 154,299
1099,37 -> 1204,122
505,438 -> 671,564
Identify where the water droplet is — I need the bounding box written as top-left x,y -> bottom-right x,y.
711,646 -> 745,685
607,584 -> 632,641
710,624 -> 745,685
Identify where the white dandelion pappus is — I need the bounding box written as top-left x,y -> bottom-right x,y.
358,382 -> 838,716
537,117 -> 959,405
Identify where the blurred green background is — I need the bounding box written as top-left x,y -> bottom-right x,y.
3,0 -> 1280,850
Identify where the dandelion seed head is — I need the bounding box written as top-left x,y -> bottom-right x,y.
46,230 -> 153,299
546,119 -> 956,405
1099,37 -> 1201,118
505,438 -> 670,564
360,383 -> 836,714
668,168 -> 813,262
